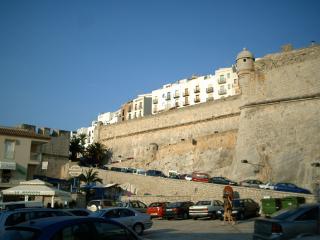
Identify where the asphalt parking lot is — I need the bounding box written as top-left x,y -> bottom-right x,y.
143,218 -> 255,240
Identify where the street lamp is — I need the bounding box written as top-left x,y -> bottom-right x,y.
311,162 -> 320,203
241,159 -> 264,174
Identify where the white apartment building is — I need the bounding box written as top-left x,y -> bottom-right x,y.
128,94 -> 152,120
152,67 -> 238,114
97,111 -> 121,125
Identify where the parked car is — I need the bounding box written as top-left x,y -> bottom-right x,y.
2,216 -> 142,240
217,198 -> 260,220
117,200 -> 148,213
210,176 -> 238,186
273,183 -> 312,194
168,170 -> 180,179
87,199 -> 119,212
259,182 -> 275,190
147,202 -> 170,218
92,207 -> 153,235
63,208 -> 91,216
110,166 -> 123,172
133,169 -> 147,176
253,203 -> 320,240
0,201 -> 43,211
240,179 -> 264,188
0,208 -> 73,236
180,174 -> 192,181
189,200 -> 223,220
146,170 -> 166,178
191,172 -> 210,183
164,201 -> 194,220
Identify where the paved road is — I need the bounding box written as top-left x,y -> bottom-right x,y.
143,218 -> 255,240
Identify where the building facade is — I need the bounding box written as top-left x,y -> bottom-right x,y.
151,67 -> 238,114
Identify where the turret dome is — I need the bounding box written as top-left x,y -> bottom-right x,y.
236,48 -> 255,61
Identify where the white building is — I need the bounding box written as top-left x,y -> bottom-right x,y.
97,111 -> 121,125
128,94 -> 152,120
152,67 -> 238,114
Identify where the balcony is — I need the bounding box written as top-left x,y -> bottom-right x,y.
165,96 -> 171,101
218,89 -> 227,95
218,78 -> 226,84
183,101 -> 189,106
173,93 -> 180,98
194,97 -> 201,103
175,102 -> 180,107
206,87 -> 213,93
194,87 -> 200,93
0,161 -> 16,170
182,91 -> 189,97
153,98 -> 158,104
30,152 -> 42,164
206,96 -> 214,101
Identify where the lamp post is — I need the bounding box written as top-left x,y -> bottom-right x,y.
311,162 -> 320,203
241,160 -> 265,175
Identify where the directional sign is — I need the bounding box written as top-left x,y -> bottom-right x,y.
68,165 -> 82,177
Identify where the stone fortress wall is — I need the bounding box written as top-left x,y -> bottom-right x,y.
96,45 -> 320,192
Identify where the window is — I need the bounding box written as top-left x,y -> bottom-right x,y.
295,208 -> 319,221
228,84 -> 231,89
134,104 -> 137,110
93,221 -> 137,240
119,209 -> 135,217
227,73 -> 230,78
52,222 -> 92,240
4,140 -> 15,159
234,79 -> 237,84
139,102 -> 142,109
104,209 -> 119,218
220,75 -> 225,80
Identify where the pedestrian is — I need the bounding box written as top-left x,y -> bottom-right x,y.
223,194 -> 235,225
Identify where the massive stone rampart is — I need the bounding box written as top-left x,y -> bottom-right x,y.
97,45 -> 320,192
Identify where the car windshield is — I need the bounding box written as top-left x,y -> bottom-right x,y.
149,202 -> 163,207
117,202 -> 129,207
3,228 -> 39,240
195,201 -> 211,206
167,202 -> 182,208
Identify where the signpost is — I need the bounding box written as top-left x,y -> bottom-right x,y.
68,165 -> 82,192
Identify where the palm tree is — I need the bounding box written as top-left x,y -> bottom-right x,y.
79,168 -> 103,185
85,142 -> 112,166
69,135 -> 86,161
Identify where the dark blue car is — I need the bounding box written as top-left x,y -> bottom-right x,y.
2,216 -> 141,240
273,183 -> 311,194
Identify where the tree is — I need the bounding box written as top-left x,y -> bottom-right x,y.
69,135 -> 86,161
85,142 -> 112,167
79,168 -> 103,185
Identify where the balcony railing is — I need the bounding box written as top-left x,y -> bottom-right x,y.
30,152 -> 42,162
194,97 -> 200,103
183,91 -> 189,97
0,161 -> 16,170
175,102 -> 180,107
173,93 -> 180,98
206,87 -> 213,93
152,99 -> 158,104
194,87 -> 200,93
218,89 -> 227,95
165,96 -> 171,101
218,78 -> 226,84
183,101 -> 189,106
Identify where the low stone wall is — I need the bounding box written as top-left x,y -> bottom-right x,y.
94,168 -> 315,205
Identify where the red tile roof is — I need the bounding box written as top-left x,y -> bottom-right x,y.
0,127 -> 51,141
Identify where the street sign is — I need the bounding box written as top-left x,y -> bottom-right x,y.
68,165 -> 82,177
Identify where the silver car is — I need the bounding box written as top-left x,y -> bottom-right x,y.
253,203 -> 320,240
91,207 -> 153,235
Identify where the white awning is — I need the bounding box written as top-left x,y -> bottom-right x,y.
1,179 -> 71,198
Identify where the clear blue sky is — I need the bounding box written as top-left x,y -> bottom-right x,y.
1,0 -> 319,131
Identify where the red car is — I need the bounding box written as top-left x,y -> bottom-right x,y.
147,202 -> 170,218
192,172 -> 210,183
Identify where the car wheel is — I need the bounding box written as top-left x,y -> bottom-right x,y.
211,212 -> 217,220
183,212 -> 188,219
133,223 -> 144,235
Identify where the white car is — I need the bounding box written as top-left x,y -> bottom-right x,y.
91,207 -> 153,235
185,174 -> 192,181
259,182 -> 275,190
